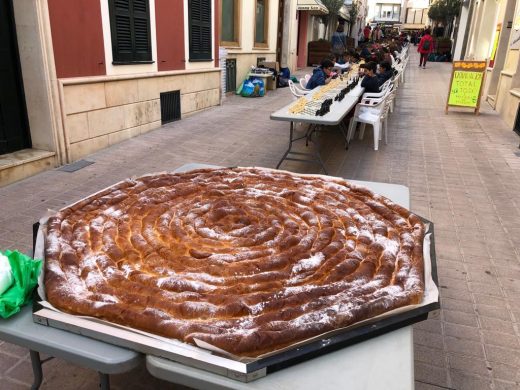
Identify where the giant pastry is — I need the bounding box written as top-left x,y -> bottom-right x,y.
44,168 -> 425,357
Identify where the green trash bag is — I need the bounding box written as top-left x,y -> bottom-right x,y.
0,250 -> 42,319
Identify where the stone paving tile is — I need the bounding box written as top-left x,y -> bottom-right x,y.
449,370 -> 494,390
415,362 -> 450,388
0,51 -> 519,388
415,382 -> 455,390
447,354 -> 491,377
414,329 -> 445,349
414,344 -> 446,368
444,322 -> 481,342
489,361 -> 520,382
482,330 -> 520,350
494,380 -> 520,390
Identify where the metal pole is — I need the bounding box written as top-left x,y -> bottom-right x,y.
29,350 -> 43,390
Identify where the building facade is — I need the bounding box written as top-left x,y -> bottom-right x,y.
401,0 -> 430,30
1,0 -> 221,186
366,0 -> 403,25
454,0 -> 520,129
296,0 -> 329,69
341,0 -> 369,45
219,0 -> 280,94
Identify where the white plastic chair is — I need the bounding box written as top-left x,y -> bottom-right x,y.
300,77 -> 310,90
378,91 -> 395,146
347,89 -> 392,150
360,79 -> 392,100
288,79 -> 309,98
363,80 -> 395,113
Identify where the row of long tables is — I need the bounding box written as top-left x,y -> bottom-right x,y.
270,80 -> 365,174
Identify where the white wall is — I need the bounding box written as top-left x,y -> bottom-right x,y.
466,0 -> 499,60
453,2 -> 471,60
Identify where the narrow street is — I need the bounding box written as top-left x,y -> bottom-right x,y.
1,51 -> 519,389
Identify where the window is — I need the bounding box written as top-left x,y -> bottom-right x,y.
375,4 -> 381,18
254,0 -> 268,48
189,0 -> 213,61
393,5 -> 401,20
220,0 -> 240,46
380,5 -> 394,19
108,0 -> 152,64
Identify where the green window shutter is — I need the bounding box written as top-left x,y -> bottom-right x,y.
189,0 -> 212,61
109,0 -> 152,63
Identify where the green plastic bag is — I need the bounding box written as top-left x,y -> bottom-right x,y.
0,250 -> 42,319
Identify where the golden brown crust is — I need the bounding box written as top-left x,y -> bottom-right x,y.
44,168 -> 425,357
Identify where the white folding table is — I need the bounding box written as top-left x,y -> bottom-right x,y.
0,305 -> 142,390
270,83 -> 365,174
6,164 -> 416,390
145,166 -> 414,390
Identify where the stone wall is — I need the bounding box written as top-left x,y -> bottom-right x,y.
62,69 -> 221,161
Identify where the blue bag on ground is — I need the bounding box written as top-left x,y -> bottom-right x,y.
241,80 -> 255,97
241,78 -> 264,97
251,78 -> 265,97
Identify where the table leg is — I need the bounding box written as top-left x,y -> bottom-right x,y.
276,122 -> 299,169
30,350 -> 43,390
99,372 -> 110,390
276,122 -> 328,174
339,122 -> 350,150
314,148 -> 328,175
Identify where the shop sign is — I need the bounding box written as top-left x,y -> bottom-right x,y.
445,61 -> 487,115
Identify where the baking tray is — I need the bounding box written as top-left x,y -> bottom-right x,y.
31,168 -> 440,382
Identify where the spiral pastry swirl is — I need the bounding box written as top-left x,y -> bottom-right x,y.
44,168 -> 425,357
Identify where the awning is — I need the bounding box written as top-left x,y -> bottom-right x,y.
338,5 -> 349,20
400,23 -> 426,30
297,0 -> 329,15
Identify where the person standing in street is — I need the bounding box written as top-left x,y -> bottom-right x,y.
331,24 -> 347,62
417,29 -> 434,69
363,24 -> 372,42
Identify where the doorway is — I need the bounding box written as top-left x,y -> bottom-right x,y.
0,0 -> 31,155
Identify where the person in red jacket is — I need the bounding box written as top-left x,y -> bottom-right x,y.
417,29 -> 434,69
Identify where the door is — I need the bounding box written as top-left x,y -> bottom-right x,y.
0,0 -> 31,155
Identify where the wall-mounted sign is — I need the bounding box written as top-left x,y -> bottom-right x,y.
446,61 -> 487,115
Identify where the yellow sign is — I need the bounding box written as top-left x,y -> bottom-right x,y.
453,61 -> 486,70
489,24 -> 501,68
448,71 -> 484,107
446,60 -> 486,114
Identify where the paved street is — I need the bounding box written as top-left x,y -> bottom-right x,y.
0,51 -> 519,389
